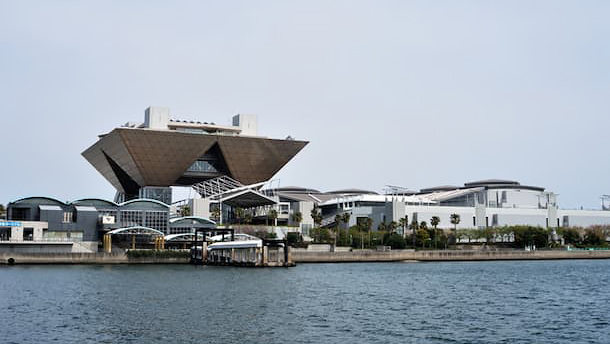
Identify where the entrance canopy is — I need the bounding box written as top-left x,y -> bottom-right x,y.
106,226 -> 164,236
221,189 -> 277,208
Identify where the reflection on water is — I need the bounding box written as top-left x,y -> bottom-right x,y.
1,260 -> 609,343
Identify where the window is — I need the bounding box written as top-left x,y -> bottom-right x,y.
23,228 -> 33,241
63,212 -> 73,223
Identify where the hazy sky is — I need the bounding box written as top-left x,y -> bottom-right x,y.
1,1 -> 609,209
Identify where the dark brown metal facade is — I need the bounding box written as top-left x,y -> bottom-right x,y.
82,128 -> 308,193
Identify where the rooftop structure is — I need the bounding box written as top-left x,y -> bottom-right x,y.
82,107 -> 308,202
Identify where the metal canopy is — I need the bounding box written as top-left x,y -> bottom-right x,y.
106,226 -> 164,236
221,189 -> 277,208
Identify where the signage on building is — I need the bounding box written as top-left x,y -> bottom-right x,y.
102,216 -> 115,225
0,221 -> 22,227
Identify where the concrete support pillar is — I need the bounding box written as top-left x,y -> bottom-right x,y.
131,234 -> 136,250
202,242 -> 208,263
104,234 -> 112,253
262,246 -> 268,266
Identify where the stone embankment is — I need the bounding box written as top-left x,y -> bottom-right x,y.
2,249 -> 609,265
292,249 -> 610,263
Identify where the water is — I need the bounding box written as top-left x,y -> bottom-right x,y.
1,260 -> 609,344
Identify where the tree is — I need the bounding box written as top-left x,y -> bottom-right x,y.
450,213 -> 461,246
383,232 -> 407,249
415,228 -> 430,248
513,226 -> 548,248
388,221 -> 398,233
234,207 -> 245,225
244,213 -> 253,225
410,219 -> 419,248
291,211 -> 303,226
361,217 -> 373,232
310,206 -> 322,228
584,228 -> 606,247
268,209 -> 278,226
211,205 -> 221,223
561,228 -> 581,245
430,216 -> 440,249
180,205 -> 191,217
0,204 -> 6,219
341,212 -> 351,229
333,214 -> 342,248
398,216 -> 408,237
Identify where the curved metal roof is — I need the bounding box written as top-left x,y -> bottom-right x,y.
120,198 -> 170,208
106,226 -> 165,236
169,216 -> 216,228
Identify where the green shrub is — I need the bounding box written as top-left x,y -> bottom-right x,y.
286,232 -> 301,245
560,228 -> 581,245
512,226 -> 548,248
383,233 -> 406,249
583,228 -> 606,247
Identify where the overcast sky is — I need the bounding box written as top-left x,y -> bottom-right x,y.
1,1 -> 609,209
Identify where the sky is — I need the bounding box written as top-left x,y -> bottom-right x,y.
1,0 -> 609,209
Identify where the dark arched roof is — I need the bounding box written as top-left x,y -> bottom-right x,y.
419,185 -> 460,194
272,186 -> 321,194
10,196 -> 67,206
326,189 -> 379,195
71,198 -> 118,208
464,179 -> 520,187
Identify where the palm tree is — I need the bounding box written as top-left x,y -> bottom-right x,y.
398,216 -> 408,238
431,216 -> 440,249
340,212 -> 351,247
341,212 -> 351,229
389,221 -> 398,233
310,206 -> 322,228
450,214 -> 461,246
410,219 -> 419,248
359,217 -> 373,249
291,211 -> 303,227
334,214 -> 342,248
180,205 -> 191,217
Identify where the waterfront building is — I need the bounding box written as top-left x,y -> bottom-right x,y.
262,179 -> 610,237
1,196 -> 215,253
82,106 -> 308,204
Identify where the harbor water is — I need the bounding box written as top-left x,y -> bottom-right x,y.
1,260 -> 609,343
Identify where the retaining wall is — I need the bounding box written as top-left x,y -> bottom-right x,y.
292,249 -> 610,263
0,252 -> 189,265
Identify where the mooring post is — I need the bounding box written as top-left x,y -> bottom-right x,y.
284,239 -> 289,266
262,246 -> 268,266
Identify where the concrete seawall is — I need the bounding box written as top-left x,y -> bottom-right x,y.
0,252 -> 190,265
2,250 -> 609,265
292,249 -> 610,263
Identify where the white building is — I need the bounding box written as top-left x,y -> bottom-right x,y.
305,179 -> 610,232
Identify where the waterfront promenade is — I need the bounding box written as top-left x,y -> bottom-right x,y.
1,249 -> 609,264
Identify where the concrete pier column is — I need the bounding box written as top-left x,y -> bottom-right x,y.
104,234 -> 112,253
202,242 -> 208,263
262,246 -> 268,266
